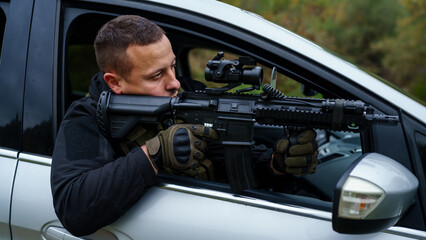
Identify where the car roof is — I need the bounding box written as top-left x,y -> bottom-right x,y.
144,0 -> 425,123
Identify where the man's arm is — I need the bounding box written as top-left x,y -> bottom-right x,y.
51,98 -> 158,237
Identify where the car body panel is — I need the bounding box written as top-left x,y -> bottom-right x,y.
111,184 -> 421,240
10,154 -> 56,240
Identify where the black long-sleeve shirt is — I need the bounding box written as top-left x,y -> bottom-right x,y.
51,73 -> 158,236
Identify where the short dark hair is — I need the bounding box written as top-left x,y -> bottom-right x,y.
94,15 -> 165,78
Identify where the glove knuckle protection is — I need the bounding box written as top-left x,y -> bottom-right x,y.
194,139 -> 207,150
171,127 -> 192,165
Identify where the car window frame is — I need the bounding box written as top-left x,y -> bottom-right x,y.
0,2 -> 7,60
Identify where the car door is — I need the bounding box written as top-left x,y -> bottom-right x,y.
7,0 -> 59,239
0,3 -> 14,238
0,0 -> 33,239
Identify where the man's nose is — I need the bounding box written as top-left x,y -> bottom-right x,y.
165,70 -> 181,91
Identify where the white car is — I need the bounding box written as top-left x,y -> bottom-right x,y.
0,0 -> 425,239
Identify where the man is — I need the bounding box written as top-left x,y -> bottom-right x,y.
51,15 -> 317,237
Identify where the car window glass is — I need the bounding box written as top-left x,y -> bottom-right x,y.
62,13 -> 110,111
67,44 -> 98,99
0,3 -> 18,151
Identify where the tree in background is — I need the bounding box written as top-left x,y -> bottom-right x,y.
220,0 -> 425,103
373,0 -> 426,101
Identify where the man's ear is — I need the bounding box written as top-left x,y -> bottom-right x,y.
104,72 -> 123,94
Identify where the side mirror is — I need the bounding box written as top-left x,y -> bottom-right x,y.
332,153 -> 418,234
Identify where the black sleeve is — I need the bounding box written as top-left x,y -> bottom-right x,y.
50,98 -> 158,236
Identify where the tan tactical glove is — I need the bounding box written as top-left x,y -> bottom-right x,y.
146,124 -> 219,171
271,128 -> 318,175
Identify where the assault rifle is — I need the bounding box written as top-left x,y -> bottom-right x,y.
97,52 -> 399,193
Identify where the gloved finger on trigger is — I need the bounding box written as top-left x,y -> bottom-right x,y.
296,129 -> 317,144
275,139 -> 289,153
203,127 -> 219,140
288,141 -> 318,156
284,154 -> 318,167
185,124 -> 219,140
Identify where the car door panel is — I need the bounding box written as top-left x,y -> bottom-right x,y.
0,149 -> 18,240
10,154 -> 56,240
7,0 -> 58,239
109,184 -> 418,240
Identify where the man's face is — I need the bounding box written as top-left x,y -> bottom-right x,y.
107,35 -> 181,97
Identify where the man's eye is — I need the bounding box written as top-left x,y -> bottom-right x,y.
153,72 -> 162,79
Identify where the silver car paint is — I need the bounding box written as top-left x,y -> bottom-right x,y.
9,153 -> 56,240
109,184 -> 416,240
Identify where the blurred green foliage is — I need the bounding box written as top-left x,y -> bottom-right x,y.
68,45 -> 98,93
188,48 -> 322,97
220,0 -> 425,103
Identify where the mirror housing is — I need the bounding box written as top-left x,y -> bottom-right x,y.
332,153 -> 418,234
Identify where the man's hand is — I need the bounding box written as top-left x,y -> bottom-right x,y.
271,128 -> 318,175
145,124 -> 219,171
